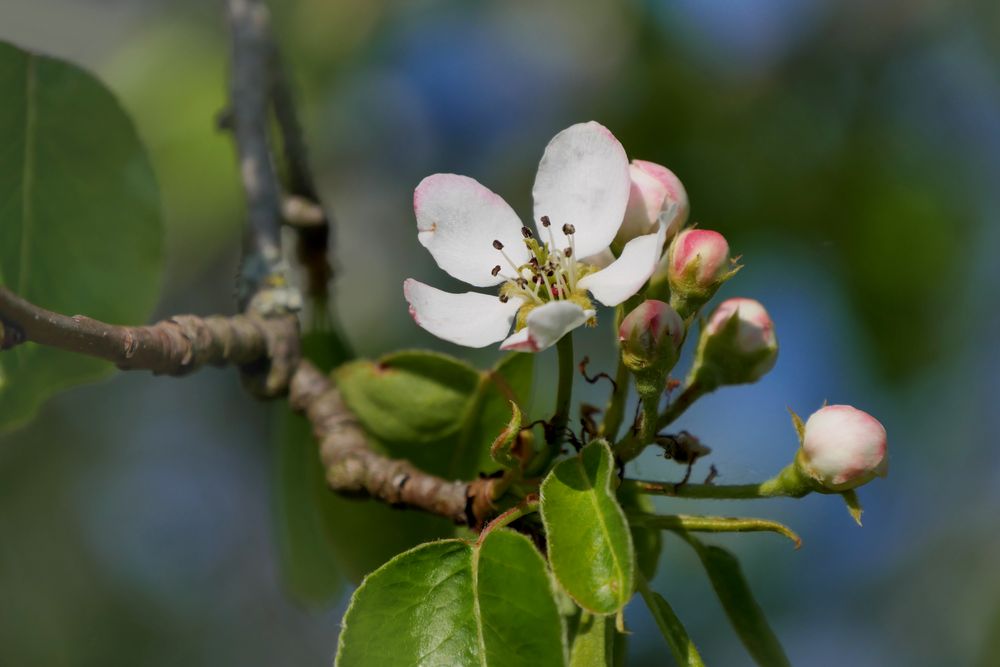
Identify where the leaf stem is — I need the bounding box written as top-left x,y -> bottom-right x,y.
477,499 -> 540,543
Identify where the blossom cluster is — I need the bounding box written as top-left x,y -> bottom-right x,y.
404,121 -> 887,494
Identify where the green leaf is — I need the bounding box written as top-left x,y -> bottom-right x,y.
335,351 -> 533,478
686,536 -> 791,667
337,529 -> 566,667
0,41 -> 163,431
274,330 -> 450,594
569,614 -> 613,667
636,577 -> 705,667
541,440 -> 634,615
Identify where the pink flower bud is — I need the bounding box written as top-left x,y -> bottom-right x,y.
688,298 -> 777,388
615,160 -> 689,245
800,405 -> 888,491
705,298 -> 777,359
619,300 -> 684,370
669,229 -> 730,288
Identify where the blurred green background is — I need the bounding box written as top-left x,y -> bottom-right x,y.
2,0 -> 999,664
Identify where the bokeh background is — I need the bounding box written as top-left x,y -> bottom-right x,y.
2,0 -> 999,665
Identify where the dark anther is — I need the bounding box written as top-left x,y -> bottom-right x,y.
491,265 -> 502,277
564,247 -> 573,258
578,356 -> 618,393
562,223 -> 575,235
540,215 -> 551,227
545,270 -> 554,277
529,257 -> 539,267
492,239 -> 504,250
521,226 -> 534,238
499,294 -> 510,303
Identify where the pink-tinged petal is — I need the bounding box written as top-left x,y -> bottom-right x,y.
616,160 -> 689,245
576,224 -> 666,306
705,298 -> 776,351
802,405 -> 888,491
499,301 -> 595,353
532,122 -> 630,259
404,279 -> 523,348
669,229 -> 730,286
415,174 -> 530,288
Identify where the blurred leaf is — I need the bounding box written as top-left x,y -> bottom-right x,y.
541,441 -> 634,615
569,614 -> 613,667
335,351 -> 533,478
336,529 -> 566,667
636,578 -> 705,667
275,329 -> 450,593
103,22 -> 242,285
685,536 -> 791,667
273,329 -> 351,604
0,41 -> 162,432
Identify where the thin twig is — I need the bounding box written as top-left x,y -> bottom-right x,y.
0,287 -> 297,396
269,51 -> 334,305
226,0 -> 286,306
289,360 -> 495,526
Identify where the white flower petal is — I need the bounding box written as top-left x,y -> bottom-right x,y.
532,121 -> 630,259
577,224 -> 666,306
499,301 -> 595,353
404,279 -> 523,348
415,174 -> 531,288
580,247 -> 616,270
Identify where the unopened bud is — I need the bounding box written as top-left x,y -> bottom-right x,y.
688,298 -> 777,390
615,160 -> 689,246
797,405 -> 888,492
666,229 -> 736,316
618,300 -> 684,393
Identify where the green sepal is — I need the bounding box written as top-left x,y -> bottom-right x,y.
490,400 -> 523,470
841,489 -> 864,525
787,407 -> 806,442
